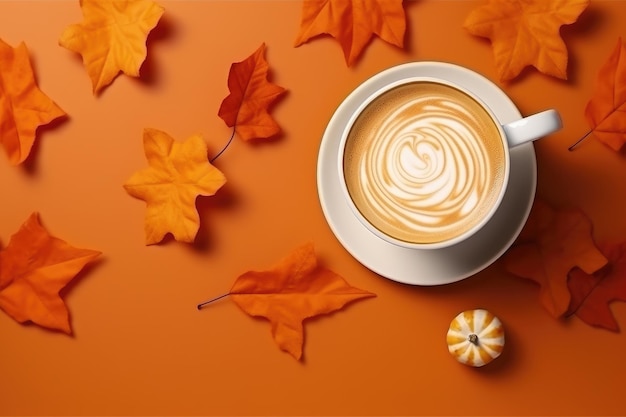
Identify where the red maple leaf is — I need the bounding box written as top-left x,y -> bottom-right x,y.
218,43 -> 286,141
568,242 -> 626,331
583,37 -> 626,151
502,199 -> 607,317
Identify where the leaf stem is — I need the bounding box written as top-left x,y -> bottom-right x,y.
568,130 -> 593,151
197,293 -> 230,309
210,126 -> 236,162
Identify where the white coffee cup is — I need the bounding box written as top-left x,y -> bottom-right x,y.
338,72 -> 561,250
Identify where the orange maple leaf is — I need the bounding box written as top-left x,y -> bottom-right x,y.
0,213 -> 101,334
0,39 -> 66,165
123,128 -> 226,245
218,43 -> 286,142
502,199 -> 607,318
59,0 -> 164,95
567,242 -> 626,332
464,0 -> 589,81
583,38 -> 626,152
223,242 -> 375,360
293,0 -> 406,66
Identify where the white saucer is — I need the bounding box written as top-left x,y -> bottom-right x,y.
316,62 -> 537,286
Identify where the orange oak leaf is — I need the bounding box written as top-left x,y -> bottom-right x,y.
464,0 -> 589,81
123,128 -> 226,245
59,0 -> 164,95
584,38 -> 626,151
502,199 -> 607,318
218,43 -> 286,141
567,242 -> 626,332
226,242 -> 375,360
0,213 -> 101,334
0,39 -> 66,165
294,0 -> 406,66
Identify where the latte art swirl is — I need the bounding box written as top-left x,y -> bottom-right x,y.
365,99 -> 490,227
343,82 -> 506,244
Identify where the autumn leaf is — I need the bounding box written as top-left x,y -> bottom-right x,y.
502,199 -> 607,318
567,242 -> 626,331
218,43 -> 286,142
464,0 -> 589,81
583,38 -> 626,151
0,213 -> 101,334
199,243 -> 376,360
294,0 -> 406,66
59,0 -> 164,95
0,39 -> 66,165
123,128 -> 226,245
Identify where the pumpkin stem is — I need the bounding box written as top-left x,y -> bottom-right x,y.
468,334 -> 479,345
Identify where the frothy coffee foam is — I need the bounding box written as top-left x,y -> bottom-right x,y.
343,81 -> 506,244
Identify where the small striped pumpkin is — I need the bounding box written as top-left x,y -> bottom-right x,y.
446,309 -> 505,367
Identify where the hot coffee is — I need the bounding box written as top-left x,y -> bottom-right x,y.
342,81 -> 507,245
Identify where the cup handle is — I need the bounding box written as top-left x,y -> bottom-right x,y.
502,109 -> 562,148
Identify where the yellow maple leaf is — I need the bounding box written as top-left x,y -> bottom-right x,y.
59,0 -> 164,94
464,0 -> 589,81
123,128 -> 226,245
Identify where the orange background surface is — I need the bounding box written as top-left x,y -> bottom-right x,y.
1,1 -> 626,416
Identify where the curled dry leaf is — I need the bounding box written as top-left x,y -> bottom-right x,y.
584,38 -> 626,152
0,39 -> 66,165
0,213 -> 101,334
568,242 -> 626,332
123,128 -> 226,245
218,43 -> 286,142
294,0 -> 406,66
59,0 -> 164,95
464,0 -> 589,81
226,242 -> 376,360
502,199 -> 607,318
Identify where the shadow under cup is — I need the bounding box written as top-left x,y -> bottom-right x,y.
339,78 -> 510,250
